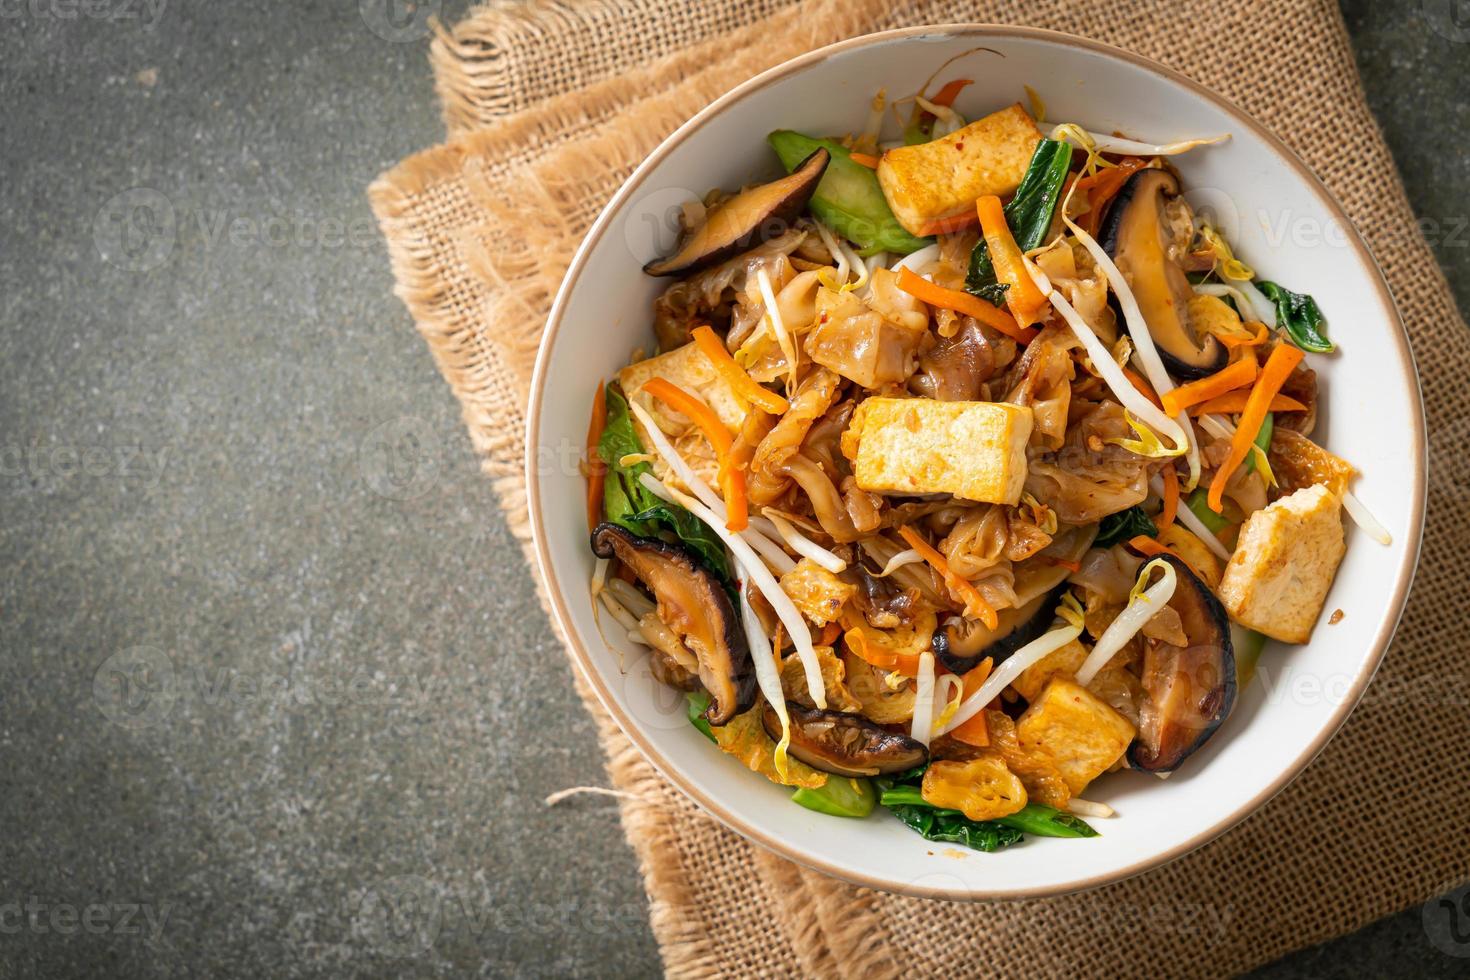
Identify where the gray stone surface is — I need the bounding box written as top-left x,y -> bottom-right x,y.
0,1 -> 1464,977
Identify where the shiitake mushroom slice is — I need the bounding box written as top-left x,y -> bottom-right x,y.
591,523 -> 755,725
1099,168 -> 1227,379
642,148 -> 830,277
761,702 -> 928,778
1128,554 -> 1237,773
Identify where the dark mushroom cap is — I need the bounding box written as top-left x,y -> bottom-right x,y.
932,526 -> 1096,675
591,523 -> 755,725
933,585 -> 1064,675
642,148 -> 830,277
1128,554 -> 1237,773
761,702 -> 928,778
1099,168 -> 1226,379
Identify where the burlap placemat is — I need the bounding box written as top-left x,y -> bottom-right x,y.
371,1 -> 1469,975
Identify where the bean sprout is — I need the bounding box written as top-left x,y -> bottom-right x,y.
1050,125 -> 1229,157
1075,559 -> 1177,686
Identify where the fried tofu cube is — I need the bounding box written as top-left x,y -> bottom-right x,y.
843,397 -> 1033,504
1011,638 -> 1088,703
619,341 -> 744,487
1219,484 -> 1345,644
778,558 -> 856,627
1016,677 -> 1137,796
619,340 -> 745,435
876,103 -> 1042,236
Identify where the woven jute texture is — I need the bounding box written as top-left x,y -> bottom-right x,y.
371,1 -> 1469,975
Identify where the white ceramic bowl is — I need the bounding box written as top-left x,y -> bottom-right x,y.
527,25 -> 1424,899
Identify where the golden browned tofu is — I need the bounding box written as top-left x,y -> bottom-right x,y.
1219,484 -> 1346,644
1011,638 -> 1088,703
778,558 -> 856,627
619,340 -> 745,434
1016,677 -> 1136,796
620,341 -> 743,488
876,103 -> 1042,236
843,397 -> 1033,504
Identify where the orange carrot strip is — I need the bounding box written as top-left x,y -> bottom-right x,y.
1073,158 -> 1147,237
896,266 -> 1037,345
1188,391 -> 1308,416
1157,464 -> 1179,533
723,467 -> 748,533
585,381 -> 608,532
1160,352 -> 1259,417
843,615 -> 927,676
640,378 -> 732,458
1122,367 -> 1164,409
691,325 -> 789,415
1207,344 -> 1305,513
849,152 -> 881,169
818,621 -> 841,647
640,377 -> 749,531
976,195 -> 1048,324
929,78 -> 973,108
949,657 -> 995,746
1044,556 -> 1081,573
844,632 -> 894,670
917,211 -> 980,237
893,650 -> 923,677
842,621 -> 895,670
897,525 -> 998,630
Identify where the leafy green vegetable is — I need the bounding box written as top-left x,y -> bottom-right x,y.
1244,412 -> 1274,475
598,385 -> 656,536
766,131 -> 931,256
885,801 -> 1025,852
791,777 -> 877,818
1258,280 -> 1334,353
1094,505 -> 1158,548
970,281 -> 1010,306
630,501 -> 731,583
1185,488 -> 1231,534
686,691 -> 715,742
965,139 -> 1073,299
994,803 -> 1098,839
597,385 -> 732,582
883,764 -> 927,786
879,786 -> 1097,841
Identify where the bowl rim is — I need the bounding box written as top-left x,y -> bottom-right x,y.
525,23 -> 1426,900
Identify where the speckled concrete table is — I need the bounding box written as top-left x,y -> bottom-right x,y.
1,1 -> 1465,976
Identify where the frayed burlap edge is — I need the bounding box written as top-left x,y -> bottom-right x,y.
429,0 -> 799,136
